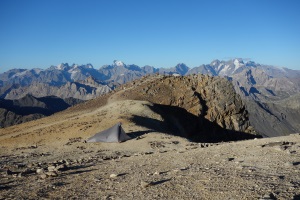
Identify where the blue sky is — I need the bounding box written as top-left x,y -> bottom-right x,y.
0,0 -> 299,73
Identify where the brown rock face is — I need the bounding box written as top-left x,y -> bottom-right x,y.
110,74 -> 256,142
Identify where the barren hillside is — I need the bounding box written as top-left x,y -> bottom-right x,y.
1,74 -> 299,199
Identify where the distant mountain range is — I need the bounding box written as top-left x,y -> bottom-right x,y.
1,59 -> 299,137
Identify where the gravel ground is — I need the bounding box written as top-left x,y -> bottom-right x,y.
1,132 -> 300,199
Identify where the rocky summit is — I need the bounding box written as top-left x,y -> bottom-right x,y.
109,74 -> 256,142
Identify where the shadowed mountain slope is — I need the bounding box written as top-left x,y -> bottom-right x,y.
0,94 -> 83,128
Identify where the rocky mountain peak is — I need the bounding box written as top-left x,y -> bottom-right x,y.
113,60 -> 125,67
210,59 -> 221,66
55,63 -> 70,70
174,63 -> 189,75
233,58 -> 244,66
81,76 -> 104,87
111,74 -> 256,141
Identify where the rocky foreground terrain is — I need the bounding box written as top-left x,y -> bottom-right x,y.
1,130 -> 300,199
1,74 -> 300,199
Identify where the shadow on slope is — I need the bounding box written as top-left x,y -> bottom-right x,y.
1,94 -> 85,115
131,103 -> 259,143
0,96 -> 70,116
0,94 -> 84,128
127,130 -> 156,139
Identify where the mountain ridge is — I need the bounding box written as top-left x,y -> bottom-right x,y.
1,59 -> 299,137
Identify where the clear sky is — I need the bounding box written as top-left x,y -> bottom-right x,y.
0,0 -> 299,73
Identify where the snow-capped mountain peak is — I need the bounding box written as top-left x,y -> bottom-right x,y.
114,60 -> 125,67
211,59 -> 220,66
234,59 -> 240,66
56,63 -> 64,70
11,70 -> 29,78
85,64 -> 94,69
232,58 -> 245,72
233,58 -> 244,66
55,63 -> 70,70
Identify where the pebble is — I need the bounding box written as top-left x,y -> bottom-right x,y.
259,193 -> 276,200
141,181 -> 152,188
110,174 -> 118,178
56,164 -> 68,171
180,167 -> 188,171
45,171 -> 57,177
27,163 -> 34,168
153,171 -> 161,175
36,168 -> 45,174
48,165 -> 56,172
40,174 -> 47,179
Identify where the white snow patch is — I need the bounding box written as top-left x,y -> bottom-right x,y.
233,59 -> 245,72
32,68 -> 43,74
86,64 -> 93,69
11,70 -> 28,78
56,64 -> 64,70
234,59 -> 240,67
278,67 -> 286,72
114,60 -> 125,67
220,64 -> 230,74
70,70 -> 79,79
217,64 -> 224,71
